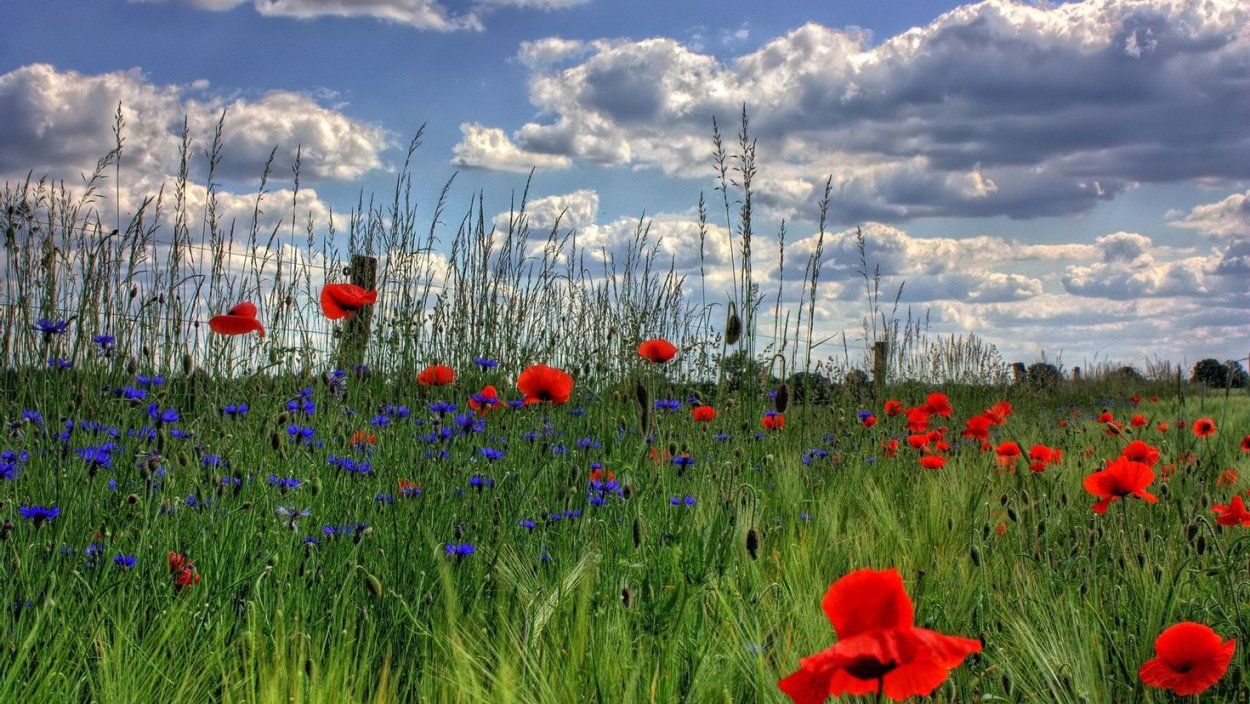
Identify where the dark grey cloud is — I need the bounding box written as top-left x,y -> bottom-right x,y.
458,0 -> 1250,220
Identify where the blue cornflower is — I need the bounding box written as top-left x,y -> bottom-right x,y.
75,442 -> 115,469
147,403 -> 180,424
468,475 -> 495,490
21,410 -> 43,427
19,505 -> 60,524
799,512 -> 813,521
134,374 -> 166,387
375,492 -> 393,505
672,455 -> 696,468
32,319 -> 69,338
567,407 -> 585,418
670,496 -> 682,506
518,520 -> 536,530
445,543 -> 476,557
369,414 -> 390,427
47,358 -> 72,369
453,413 -> 485,434
654,399 -> 682,411
0,449 -> 29,480
575,437 -> 600,450
201,454 -> 226,468
474,357 -> 498,369
116,386 -> 147,400
508,399 -> 525,410
549,444 -> 568,455
268,474 -> 302,490
222,403 -> 249,416
684,496 -> 696,506
478,446 -> 505,461
92,335 -> 115,355
714,433 -> 733,442
428,401 -> 457,414
113,555 -> 136,569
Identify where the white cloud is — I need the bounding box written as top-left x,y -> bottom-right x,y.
130,0 -> 587,31
1168,189 -> 1250,239
492,188 -> 598,233
1061,231 -> 1216,299
451,123 -> 572,173
461,0 -> 1250,220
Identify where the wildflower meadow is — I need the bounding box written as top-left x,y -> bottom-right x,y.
1,116 -> 1249,704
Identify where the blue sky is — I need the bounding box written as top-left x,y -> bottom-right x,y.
2,0 -> 1248,369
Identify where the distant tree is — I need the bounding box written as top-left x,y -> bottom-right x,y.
1191,358 -> 1228,388
788,371 -> 834,406
1226,360 -> 1249,389
1025,362 -> 1063,389
1109,366 -> 1145,383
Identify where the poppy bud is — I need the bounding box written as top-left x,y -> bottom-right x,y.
745,528 -> 759,560
621,587 -> 632,608
127,356 -> 139,375
241,501 -> 252,510
999,493 -> 1009,506
1196,535 -> 1207,555
364,571 -> 382,599
774,384 -> 789,413
126,493 -> 139,505
634,380 -> 648,409
970,545 -> 981,567
129,285 -> 138,300
270,432 -> 284,453
1006,507 -> 1018,523
0,519 -> 12,542
1036,520 -> 1046,537
632,517 -> 642,549
725,306 -> 742,346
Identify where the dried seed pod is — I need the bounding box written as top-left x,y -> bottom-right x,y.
773,384 -> 789,413
364,571 -> 382,599
745,528 -> 760,561
632,517 -> 643,549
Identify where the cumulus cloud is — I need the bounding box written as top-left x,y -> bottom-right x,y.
130,0 -> 586,31
1061,231 -> 1215,299
492,188 -> 598,234
460,0 -> 1250,220
451,123 -> 572,172
0,64 -> 390,187
1168,189 -> 1250,239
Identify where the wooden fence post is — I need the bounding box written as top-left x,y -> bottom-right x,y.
872,341 -> 888,392
1011,363 -> 1026,384
337,254 -> 377,369
1072,366 -> 1081,383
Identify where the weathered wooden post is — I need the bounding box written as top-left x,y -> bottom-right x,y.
337,254 -> 377,369
1011,362 -> 1026,384
872,341 -> 888,393
1072,366 -> 1081,383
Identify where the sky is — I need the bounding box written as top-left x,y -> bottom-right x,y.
2,0 -> 1248,372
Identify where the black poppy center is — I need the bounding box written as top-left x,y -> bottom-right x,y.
844,656 -> 897,680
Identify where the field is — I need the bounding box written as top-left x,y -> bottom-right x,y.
2,125 -> 1249,703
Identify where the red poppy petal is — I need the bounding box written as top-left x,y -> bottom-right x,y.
320,287 -> 351,320
827,668 -> 880,697
227,301 -> 257,318
882,662 -> 951,699
907,628 -> 983,669
1155,623 -> 1224,664
209,315 -> 265,337
822,569 -> 914,639
778,665 -> 835,704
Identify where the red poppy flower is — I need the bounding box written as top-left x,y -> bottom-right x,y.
349,430 -> 376,446
209,301 -> 265,338
906,434 -> 931,450
1097,411 -> 1115,424
1193,418 -> 1217,437
1027,444 -> 1062,472
320,283 -> 377,320
994,442 -> 1022,467
637,338 -> 678,364
883,400 -> 903,417
517,364 -> 574,405
905,407 -> 931,433
168,551 -> 201,589
692,405 -> 716,423
922,393 -> 952,418
1242,435 -> 1250,452
778,568 -> 981,703
982,401 -> 1012,426
1139,622 -> 1235,696
960,415 -> 992,442
1130,414 -> 1147,428
417,364 -> 456,386
882,439 -> 899,459
1212,495 -> 1250,527
762,413 -> 785,431
1216,469 -> 1239,488
1121,440 -> 1160,467
1083,457 -> 1158,514
919,455 -> 946,470
861,414 -> 877,428
1129,395 -> 1142,407
1156,422 -> 1169,433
